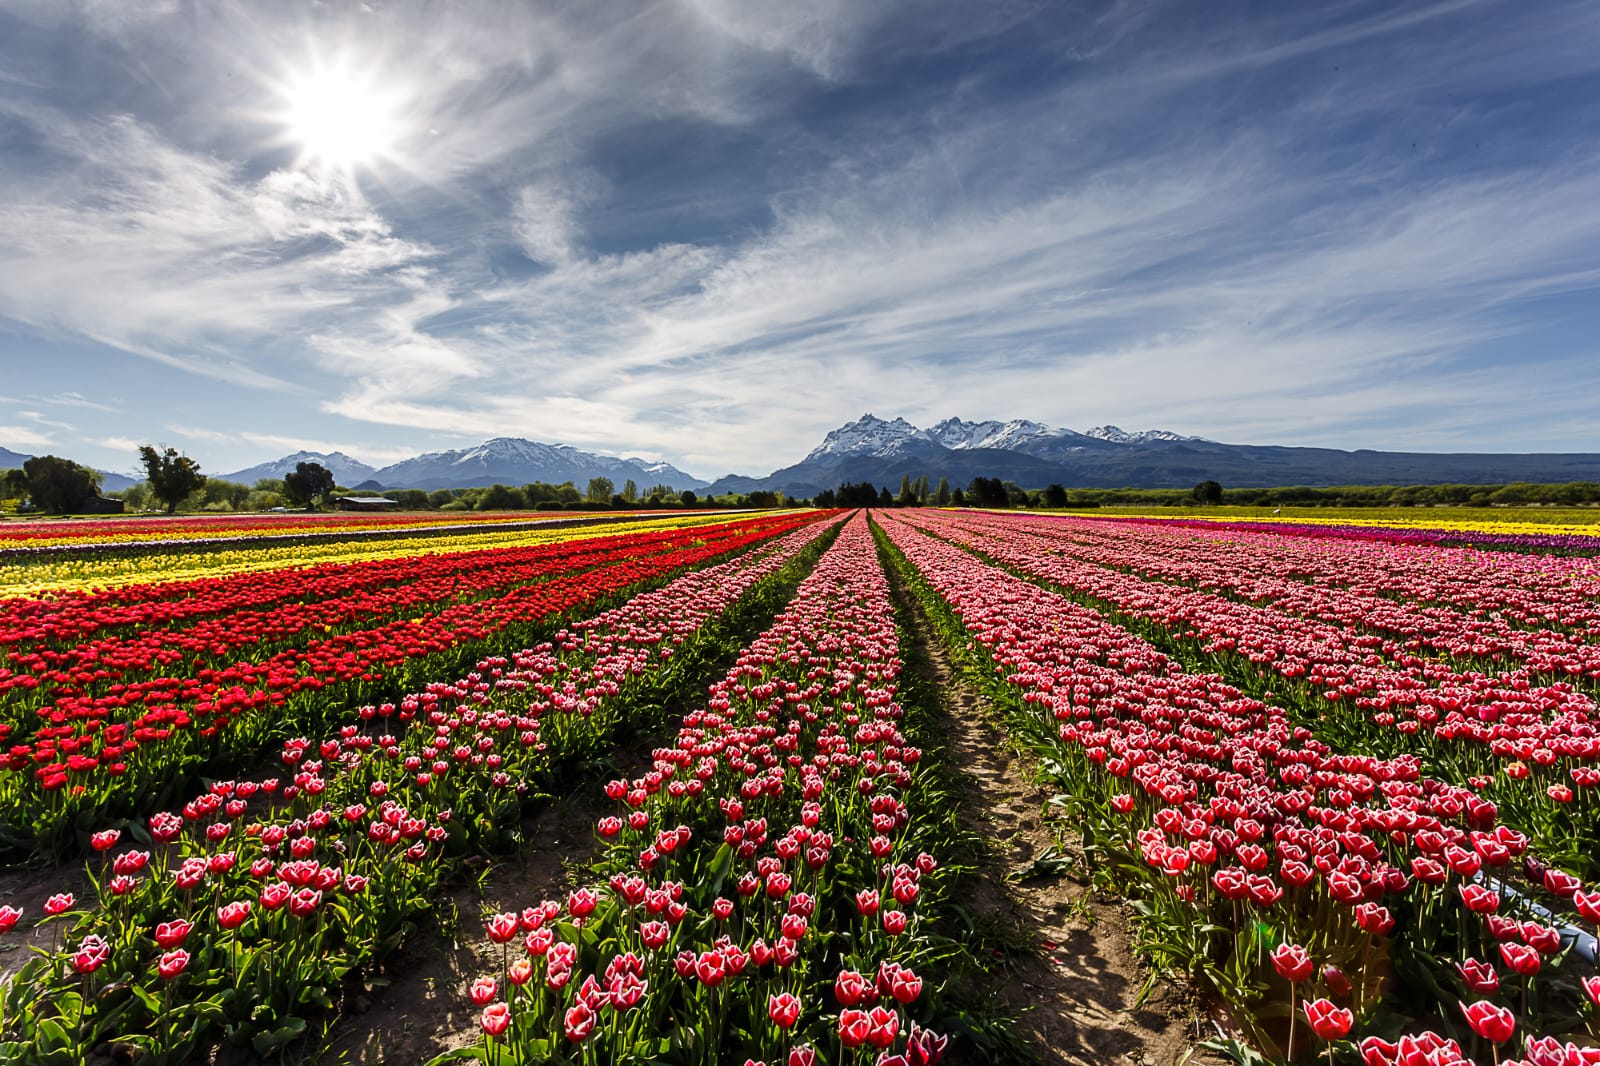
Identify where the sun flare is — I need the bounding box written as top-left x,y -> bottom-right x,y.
278,61 -> 405,172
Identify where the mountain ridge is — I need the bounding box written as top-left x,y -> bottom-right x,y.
704,414 -> 1600,497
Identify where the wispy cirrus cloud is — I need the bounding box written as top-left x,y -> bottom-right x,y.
0,0 -> 1596,476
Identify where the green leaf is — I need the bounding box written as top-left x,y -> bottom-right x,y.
251,1016 -> 308,1055
34,1018 -> 72,1054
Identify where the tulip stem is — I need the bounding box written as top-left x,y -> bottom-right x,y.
1287,986 -> 1296,1063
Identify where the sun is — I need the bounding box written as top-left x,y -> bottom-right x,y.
277,60 -> 405,173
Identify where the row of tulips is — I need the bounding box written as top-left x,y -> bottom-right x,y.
1113,515 -> 1600,556
1018,516 -> 1600,682
896,510 -> 1600,879
1064,516 -> 1600,637
874,510 -> 1598,1064
441,513 -> 952,1066
0,513 -> 818,858
0,512 -> 739,600
0,514 -> 734,652
0,513 -> 840,1063
0,510 -> 553,547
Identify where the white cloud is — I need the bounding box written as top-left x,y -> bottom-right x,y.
0,426 -> 56,451
3,0 -> 1599,477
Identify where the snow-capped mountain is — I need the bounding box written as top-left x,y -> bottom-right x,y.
802,414 -> 1173,464
221,451 -> 379,486
1085,425 -> 1202,444
803,415 -> 929,462
369,438 -> 708,492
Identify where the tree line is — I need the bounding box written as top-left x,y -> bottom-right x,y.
0,449 -> 774,515
810,475 -> 1600,510
11,446 -> 1600,516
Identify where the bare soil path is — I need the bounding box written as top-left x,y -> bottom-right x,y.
891,569 -> 1207,1066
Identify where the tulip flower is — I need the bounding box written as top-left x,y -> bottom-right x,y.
481,1002 -> 511,1038
216,901 -> 251,929
769,991 -> 801,1029
564,1002 -> 597,1042
1459,1000 -> 1514,1043
1272,943 -> 1314,984
839,1009 -> 872,1049
1304,998 -> 1352,1040
158,949 -> 189,980
1498,942 -> 1541,976
1359,1036 -> 1398,1066
486,912 -> 519,944
1456,958 -> 1499,995
470,976 -> 498,1006
835,969 -> 874,1007
0,906 -> 22,934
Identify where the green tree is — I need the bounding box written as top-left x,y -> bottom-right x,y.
17,457 -> 103,514
199,479 -> 251,511
115,481 -> 152,511
283,461 -> 336,511
586,477 -> 614,505
138,446 -> 206,514
1042,483 -> 1068,509
966,477 -> 1008,508
950,487 -> 966,506
1193,480 -> 1223,505
622,479 -> 639,503
878,486 -> 894,507
3,467 -> 29,504
897,475 -> 916,507
934,478 -> 950,506
478,483 -> 525,510
679,489 -> 698,506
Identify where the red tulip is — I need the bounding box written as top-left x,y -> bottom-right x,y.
769,991 -> 801,1029
694,950 -> 726,987
1455,958 -> 1499,995
1303,998 -> 1352,1040
1271,943 -> 1314,984
1499,941 -> 1541,976
216,901 -> 251,929
1359,1036 -> 1398,1066
839,1008 -> 871,1048
1459,1000 -> 1514,1043
0,906 -> 22,933
470,976 -> 498,1006
835,969 -> 874,1007
1458,883 -> 1499,915
158,949 -> 189,980
72,934 -> 111,975
481,1002 -> 510,1037
564,1002 -> 596,1042
486,912 -> 519,943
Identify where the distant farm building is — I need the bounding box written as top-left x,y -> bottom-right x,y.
334,495 -> 400,511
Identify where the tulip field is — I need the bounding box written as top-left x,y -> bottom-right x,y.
3,505 -> 1600,1065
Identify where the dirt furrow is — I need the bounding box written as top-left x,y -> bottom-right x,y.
891,564 -> 1203,1066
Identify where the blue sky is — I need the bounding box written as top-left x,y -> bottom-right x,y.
1,0 -> 1597,480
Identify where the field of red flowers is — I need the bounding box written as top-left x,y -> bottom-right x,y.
3,507 -> 1598,1065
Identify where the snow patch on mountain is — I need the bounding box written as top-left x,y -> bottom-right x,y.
803,414 -> 929,462
1084,425 -> 1204,444
221,451 -> 378,485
